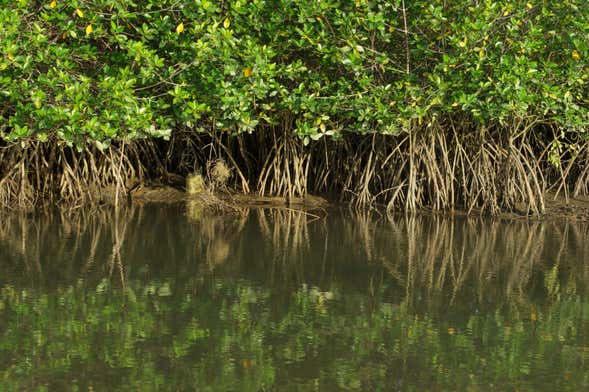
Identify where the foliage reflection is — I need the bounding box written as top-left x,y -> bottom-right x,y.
0,206 -> 588,390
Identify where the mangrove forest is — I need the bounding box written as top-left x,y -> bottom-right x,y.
2,0 -> 589,213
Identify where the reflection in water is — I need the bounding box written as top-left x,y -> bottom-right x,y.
0,205 -> 588,390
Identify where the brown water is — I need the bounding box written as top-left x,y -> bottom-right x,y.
1,204 -> 588,391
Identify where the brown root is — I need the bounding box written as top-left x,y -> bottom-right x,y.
2,118 -> 589,215
0,140 -> 147,210
257,127 -> 310,199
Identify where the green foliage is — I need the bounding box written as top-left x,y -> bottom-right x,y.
2,0 -> 589,148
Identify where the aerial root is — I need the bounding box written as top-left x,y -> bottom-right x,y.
0,140 -> 147,209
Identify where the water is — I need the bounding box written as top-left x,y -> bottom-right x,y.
1,204 -> 588,391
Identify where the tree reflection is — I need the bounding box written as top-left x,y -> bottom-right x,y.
0,206 -> 588,390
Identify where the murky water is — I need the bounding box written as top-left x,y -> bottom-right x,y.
1,204 -> 588,391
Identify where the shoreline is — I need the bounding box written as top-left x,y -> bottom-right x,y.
121,183 -> 589,222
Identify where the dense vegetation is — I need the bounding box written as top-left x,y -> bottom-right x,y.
2,0 -> 589,212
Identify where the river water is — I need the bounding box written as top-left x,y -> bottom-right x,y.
1,204 -> 588,391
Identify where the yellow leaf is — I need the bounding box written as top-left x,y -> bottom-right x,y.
75,9 -> 84,18
223,18 -> 230,29
243,67 -> 253,77
85,24 -> 92,36
572,50 -> 581,60
479,49 -> 485,58
447,327 -> 456,335
526,2 -> 533,9
176,22 -> 184,34
531,312 -> 537,321
8,53 -> 14,61
49,0 -> 56,9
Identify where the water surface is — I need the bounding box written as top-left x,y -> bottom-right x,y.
1,205 -> 588,391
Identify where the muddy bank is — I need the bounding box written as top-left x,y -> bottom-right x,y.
97,181 -> 329,215
532,194 -> 589,222
100,180 -> 589,222
409,194 -> 589,222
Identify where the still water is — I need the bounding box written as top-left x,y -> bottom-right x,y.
1,204 -> 588,391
